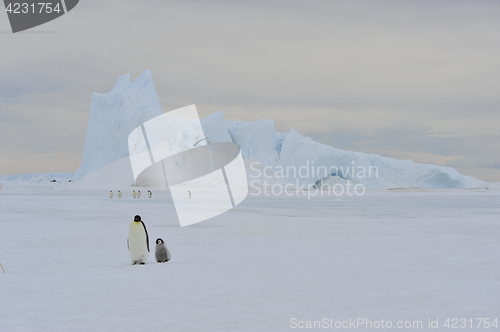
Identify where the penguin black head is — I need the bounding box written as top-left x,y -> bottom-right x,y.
156,238 -> 163,245
134,215 -> 141,222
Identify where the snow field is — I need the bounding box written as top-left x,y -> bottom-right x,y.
1,187 -> 499,331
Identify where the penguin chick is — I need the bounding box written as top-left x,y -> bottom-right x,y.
155,238 -> 171,263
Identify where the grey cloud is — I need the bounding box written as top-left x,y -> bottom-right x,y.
446,156 -> 500,170
0,0 -> 499,180
0,74 -> 64,99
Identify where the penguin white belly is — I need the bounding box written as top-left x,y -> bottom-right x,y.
128,222 -> 149,264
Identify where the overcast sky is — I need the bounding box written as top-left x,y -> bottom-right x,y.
1,0 -> 499,181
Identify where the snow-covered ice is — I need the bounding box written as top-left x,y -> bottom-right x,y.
0,185 -> 499,331
0,172 -> 72,184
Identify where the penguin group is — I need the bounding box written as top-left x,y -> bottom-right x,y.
110,190 -> 122,198
127,215 -> 171,265
109,190 -> 152,198
132,190 -> 143,198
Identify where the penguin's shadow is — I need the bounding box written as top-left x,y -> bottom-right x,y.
123,261 -> 178,267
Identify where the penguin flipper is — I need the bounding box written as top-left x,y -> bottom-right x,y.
140,221 -> 150,252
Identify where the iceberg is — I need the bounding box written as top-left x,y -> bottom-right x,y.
197,114 -> 485,190
72,70 -> 164,181
4,70 -> 484,190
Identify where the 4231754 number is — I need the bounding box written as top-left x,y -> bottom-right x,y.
444,318 -> 498,329
5,2 -> 62,14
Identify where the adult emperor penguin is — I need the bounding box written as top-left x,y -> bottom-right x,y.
148,190 -> 152,198
128,215 -> 149,265
118,190 -> 122,198
110,190 -> 113,198
138,190 -> 141,198
133,190 -> 136,198
155,238 -> 171,263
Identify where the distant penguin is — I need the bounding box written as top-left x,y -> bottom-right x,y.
188,191 -> 191,198
118,190 -> 122,198
110,190 -> 113,198
148,190 -> 152,198
155,238 -> 171,263
128,215 -> 149,265
138,190 -> 141,198
133,190 -> 136,198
